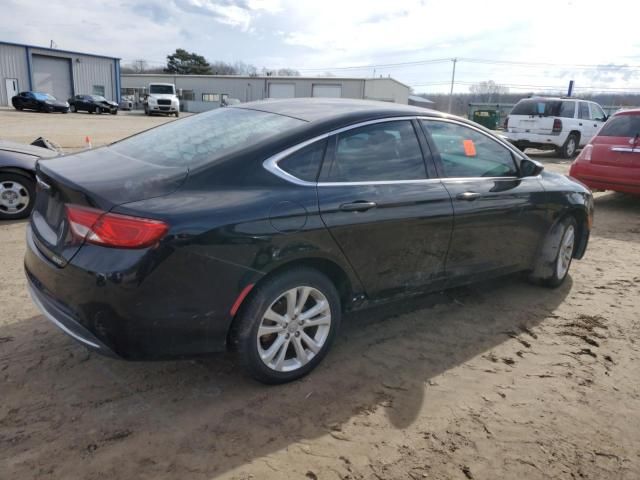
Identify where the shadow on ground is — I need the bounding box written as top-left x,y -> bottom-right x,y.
0,274 -> 572,479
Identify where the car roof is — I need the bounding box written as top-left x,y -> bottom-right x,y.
613,108 -> 640,116
0,140 -> 59,158
232,98 -> 445,123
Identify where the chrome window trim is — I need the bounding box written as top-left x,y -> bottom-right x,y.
262,115 -> 529,187
611,147 -> 640,153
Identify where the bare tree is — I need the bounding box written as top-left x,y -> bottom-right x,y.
469,80 -> 510,102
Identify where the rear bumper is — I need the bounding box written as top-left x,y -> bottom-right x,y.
506,131 -> 565,149
27,276 -> 118,357
570,163 -> 640,195
24,224 -> 259,359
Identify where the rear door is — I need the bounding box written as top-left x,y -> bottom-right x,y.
317,118 -> 453,299
420,118 -> 549,282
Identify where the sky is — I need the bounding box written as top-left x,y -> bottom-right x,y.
3,0 -> 640,95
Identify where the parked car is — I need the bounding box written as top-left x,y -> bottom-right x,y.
11,92 -> 70,113
0,139 -> 60,219
505,97 -> 607,158
68,94 -> 118,114
119,96 -> 134,111
569,108 -> 640,195
25,99 -> 593,384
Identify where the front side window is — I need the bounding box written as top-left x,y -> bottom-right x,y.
422,120 -> 518,178
590,104 -> 606,122
325,121 -> 427,182
278,140 -> 327,182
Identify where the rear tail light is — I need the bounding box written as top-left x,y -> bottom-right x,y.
552,119 -> 562,133
66,204 -> 168,249
578,144 -> 593,162
504,116 -> 509,130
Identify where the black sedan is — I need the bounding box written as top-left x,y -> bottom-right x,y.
12,91 -> 69,113
68,94 -> 118,114
24,99 -> 593,384
0,140 -> 59,219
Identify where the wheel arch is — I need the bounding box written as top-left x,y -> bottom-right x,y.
0,167 -> 35,181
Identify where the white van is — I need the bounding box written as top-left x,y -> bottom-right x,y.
505,97 -> 607,158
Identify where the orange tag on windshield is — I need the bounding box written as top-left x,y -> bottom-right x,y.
463,139 -> 476,156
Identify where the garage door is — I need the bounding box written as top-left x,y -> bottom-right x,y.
32,55 -> 72,101
312,84 -> 342,98
268,83 -> 295,99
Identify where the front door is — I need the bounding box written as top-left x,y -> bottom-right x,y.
420,118 -> 549,283
4,78 -> 18,106
317,119 -> 454,300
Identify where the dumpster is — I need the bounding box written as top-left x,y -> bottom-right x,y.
472,109 -> 498,130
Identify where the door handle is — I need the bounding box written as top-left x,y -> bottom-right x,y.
339,201 -> 377,212
579,123 -> 583,126
456,192 -> 482,201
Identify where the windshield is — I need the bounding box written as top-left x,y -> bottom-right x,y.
598,115 -> 640,137
511,99 -> 574,118
91,95 -> 107,101
110,107 -> 305,167
33,92 -> 56,101
149,85 -> 175,95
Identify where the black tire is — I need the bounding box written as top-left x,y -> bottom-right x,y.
232,268 -> 341,384
70,104 -> 77,113
558,134 -> 579,159
0,173 -> 36,220
530,216 -> 577,288
111,109 -> 118,115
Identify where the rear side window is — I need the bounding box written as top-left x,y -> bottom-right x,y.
325,120 -> 427,182
422,120 -> 518,178
511,99 -> 574,118
111,108 -> 305,167
278,140 -> 327,182
598,115 -> 640,137
579,102 -> 590,119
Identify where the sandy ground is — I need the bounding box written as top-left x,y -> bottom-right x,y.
1,110 -> 639,479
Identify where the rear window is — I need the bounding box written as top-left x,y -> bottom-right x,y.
511,99 -> 574,118
110,108 -> 305,167
598,115 -> 640,137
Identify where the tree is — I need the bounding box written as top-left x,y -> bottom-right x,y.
469,80 -> 509,102
275,68 -> 301,77
164,49 -> 212,75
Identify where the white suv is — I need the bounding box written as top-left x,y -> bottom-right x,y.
505,97 -> 608,158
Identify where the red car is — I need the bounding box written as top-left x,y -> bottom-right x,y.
570,109 -> 640,195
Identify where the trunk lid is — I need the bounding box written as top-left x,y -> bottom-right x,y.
31,147 -> 187,267
590,135 -> 640,167
589,113 -> 640,167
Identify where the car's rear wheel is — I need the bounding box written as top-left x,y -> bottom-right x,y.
233,268 -> 341,384
558,134 -> 578,159
0,173 -> 35,220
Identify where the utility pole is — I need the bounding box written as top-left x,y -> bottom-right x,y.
447,58 -> 457,113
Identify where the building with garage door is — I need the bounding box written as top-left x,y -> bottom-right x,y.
121,74 -> 410,112
0,40 -> 120,107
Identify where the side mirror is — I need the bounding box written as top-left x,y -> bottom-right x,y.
520,158 -> 544,177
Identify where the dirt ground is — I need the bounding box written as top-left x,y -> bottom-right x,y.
1,109 -> 639,479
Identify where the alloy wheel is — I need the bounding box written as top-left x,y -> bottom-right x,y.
556,225 -> 575,279
0,180 -> 30,215
257,286 -> 332,372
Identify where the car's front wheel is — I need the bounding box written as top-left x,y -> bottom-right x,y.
531,216 -> 577,288
233,268 -> 341,384
0,173 -> 35,220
